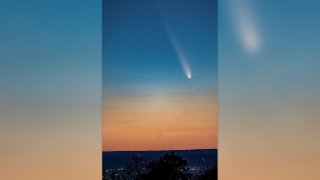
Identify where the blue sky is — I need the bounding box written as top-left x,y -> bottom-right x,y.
103,0 -> 217,95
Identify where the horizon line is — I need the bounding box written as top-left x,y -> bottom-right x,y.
103,148 -> 218,153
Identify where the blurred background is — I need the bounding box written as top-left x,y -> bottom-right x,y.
0,0 -> 320,179
0,0 -> 101,179
219,0 -> 320,179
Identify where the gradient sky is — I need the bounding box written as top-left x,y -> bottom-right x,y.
102,0 -> 217,151
1,0 -> 320,179
0,0 -> 101,179
219,0 -> 320,179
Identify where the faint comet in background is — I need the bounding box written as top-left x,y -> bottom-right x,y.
228,0 -> 261,53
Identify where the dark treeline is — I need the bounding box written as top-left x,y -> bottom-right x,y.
103,152 -> 217,180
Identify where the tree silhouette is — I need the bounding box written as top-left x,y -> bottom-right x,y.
126,153 -> 147,179
141,152 -> 192,180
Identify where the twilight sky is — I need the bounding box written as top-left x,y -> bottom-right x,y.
102,0 -> 217,151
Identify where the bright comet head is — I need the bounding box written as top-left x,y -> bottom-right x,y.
187,74 -> 192,79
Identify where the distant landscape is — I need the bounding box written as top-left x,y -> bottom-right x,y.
103,149 -> 217,180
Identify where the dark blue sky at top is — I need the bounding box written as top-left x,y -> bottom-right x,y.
103,0 -> 217,95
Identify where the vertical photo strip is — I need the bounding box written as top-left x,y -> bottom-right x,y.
102,0 -> 217,179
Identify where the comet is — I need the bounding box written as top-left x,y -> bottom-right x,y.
157,5 -> 193,80
187,73 -> 192,79
174,45 -> 192,80
227,0 -> 261,53
162,22 -> 192,80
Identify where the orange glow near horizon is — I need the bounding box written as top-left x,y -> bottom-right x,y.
103,92 -> 217,151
